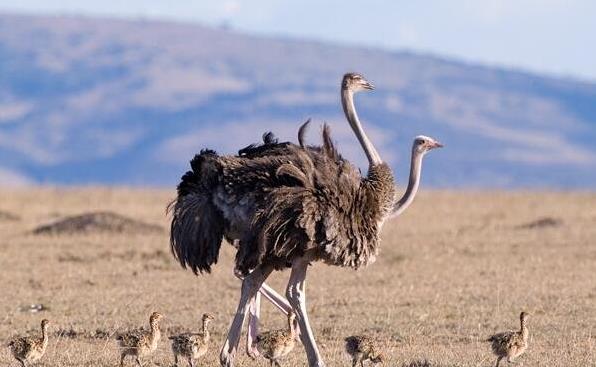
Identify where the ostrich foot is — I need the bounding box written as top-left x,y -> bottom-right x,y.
219,341 -> 237,367
246,344 -> 260,359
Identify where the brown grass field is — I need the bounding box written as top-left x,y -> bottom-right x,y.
0,188 -> 594,366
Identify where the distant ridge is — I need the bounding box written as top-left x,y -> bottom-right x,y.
0,13 -> 595,188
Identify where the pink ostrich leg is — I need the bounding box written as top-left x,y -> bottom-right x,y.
220,265 -> 273,367
286,257 -> 325,367
246,292 -> 261,358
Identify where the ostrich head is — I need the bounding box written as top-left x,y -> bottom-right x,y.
342,72 -> 374,92
413,135 -> 443,155
520,311 -> 529,322
149,312 -> 163,327
202,313 -> 215,323
41,319 -> 51,329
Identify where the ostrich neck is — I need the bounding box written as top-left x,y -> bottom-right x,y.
202,321 -> 210,341
150,323 -> 161,343
391,148 -> 423,218
520,318 -> 529,340
41,326 -> 49,348
342,89 -> 382,166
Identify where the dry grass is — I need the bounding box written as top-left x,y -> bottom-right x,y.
0,188 -> 594,366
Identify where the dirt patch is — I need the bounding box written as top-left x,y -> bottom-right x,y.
517,217 -> 563,229
32,211 -> 163,235
0,210 -> 20,221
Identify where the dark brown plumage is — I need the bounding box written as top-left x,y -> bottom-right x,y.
345,335 -> 385,366
8,319 -> 51,367
487,312 -> 530,367
169,122 -> 395,276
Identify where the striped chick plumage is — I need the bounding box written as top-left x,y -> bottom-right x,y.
8,319 -> 51,367
116,312 -> 163,366
345,335 -> 384,366
487,312 -> 529,367
254,312 -> 297,367
169,313 -> 214,367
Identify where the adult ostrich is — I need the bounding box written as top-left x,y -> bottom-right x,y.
169,73 -> 442,367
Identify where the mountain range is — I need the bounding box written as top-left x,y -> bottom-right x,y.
1,13 -> 595,188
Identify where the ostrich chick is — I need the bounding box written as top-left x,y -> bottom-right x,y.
116,311 -> 163,367
254,311 -> 297,367
487,311 -> 530,367
345,335 -> 385,366
169,313 -> 215,367
8,319 -> 51,367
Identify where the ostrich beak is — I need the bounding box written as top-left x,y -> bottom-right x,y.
430,141 -> 444,149
362,81 -> 374,90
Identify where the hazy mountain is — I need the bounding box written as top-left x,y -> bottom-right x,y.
1,13 -> 595,188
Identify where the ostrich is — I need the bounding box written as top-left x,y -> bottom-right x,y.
254,311 -> 298,366
169,313 -> 215,367
345,335 -> 385,366
169,72 -> 442,367
8,319 -> 51,367
116,312 -> 163,367
487,312 -> 530,367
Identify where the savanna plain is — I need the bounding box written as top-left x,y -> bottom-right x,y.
0,188 -> 594,366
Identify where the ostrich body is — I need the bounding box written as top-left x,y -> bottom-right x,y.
8,319 -> 50,367
116,312 -> 163,367
487,312 -> 530,367
169,73 -> 442,367
169,313 -> 214,367
254,312 -> 297,366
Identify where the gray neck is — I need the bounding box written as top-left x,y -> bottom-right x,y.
341,89 -> 382,166
391,147 -> 423,218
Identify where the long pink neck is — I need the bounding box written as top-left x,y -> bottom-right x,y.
341,88 -> 382,167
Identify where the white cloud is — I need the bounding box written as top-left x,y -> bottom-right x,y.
0,101 -> 34,123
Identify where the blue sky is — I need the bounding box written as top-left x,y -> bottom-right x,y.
1,0 -> 595,81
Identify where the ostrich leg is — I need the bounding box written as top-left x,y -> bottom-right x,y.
243,277 -> 300,357
246,292 -> 261,358
286,257 -> 325,367
259,283 -> 300,334
259,282 -> 293,313
235,273 -> 293,313
220,265 -> 273,367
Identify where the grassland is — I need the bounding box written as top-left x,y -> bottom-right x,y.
0,188 -> 594,366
